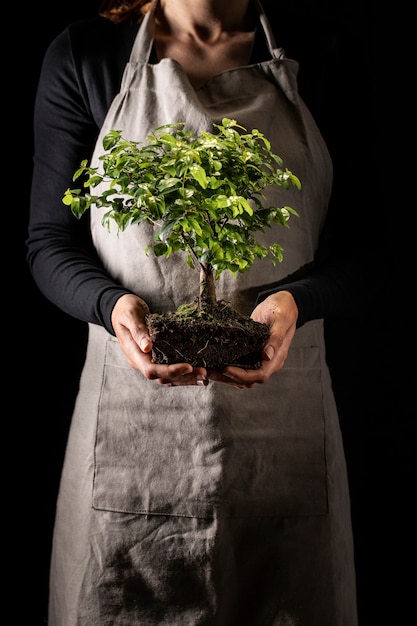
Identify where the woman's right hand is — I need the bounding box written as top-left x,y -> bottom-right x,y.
111,294 -> 209,387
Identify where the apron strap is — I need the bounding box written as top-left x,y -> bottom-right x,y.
127,0 -> 158,64
255,1 -> 286,59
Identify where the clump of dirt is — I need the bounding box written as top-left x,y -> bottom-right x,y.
146,300 -> 270,370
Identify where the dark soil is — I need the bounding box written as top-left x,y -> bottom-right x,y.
146,300 -> 270,370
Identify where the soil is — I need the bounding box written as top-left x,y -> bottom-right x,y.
146,300 -> 270,370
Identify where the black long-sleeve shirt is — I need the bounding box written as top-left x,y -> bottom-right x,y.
27,4 -> 382,336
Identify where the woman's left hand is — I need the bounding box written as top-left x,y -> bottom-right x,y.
207,291 -> 298,388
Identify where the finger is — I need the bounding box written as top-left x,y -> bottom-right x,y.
207,370 -> 253,388
155,373 -> 209,387
144,362 -> 194,380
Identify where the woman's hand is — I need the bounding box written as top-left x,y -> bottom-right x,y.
207,291 -> 298,388
111,294 -> 208,386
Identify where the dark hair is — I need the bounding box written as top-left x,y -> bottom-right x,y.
99,0 -> 154,23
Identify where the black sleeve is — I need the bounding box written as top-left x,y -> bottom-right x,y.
26,18 -> 137,335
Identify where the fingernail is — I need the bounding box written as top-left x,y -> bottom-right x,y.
196,377 -> 208,387
140,338 -> 151,351
265,345 -> 274,361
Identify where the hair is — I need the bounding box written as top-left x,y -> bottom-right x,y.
99,0 -> 155,23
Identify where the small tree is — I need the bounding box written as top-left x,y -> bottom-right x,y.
63,118 -> 300,312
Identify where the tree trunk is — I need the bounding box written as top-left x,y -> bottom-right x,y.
199,264 -> 217,310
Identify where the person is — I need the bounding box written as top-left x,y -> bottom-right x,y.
27,0 -> 380,624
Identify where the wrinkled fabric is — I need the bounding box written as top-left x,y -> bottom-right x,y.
49,2 -> 357,624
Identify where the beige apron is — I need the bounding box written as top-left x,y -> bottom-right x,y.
49,3 -> 357,624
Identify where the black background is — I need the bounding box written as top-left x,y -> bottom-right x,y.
10,2 -> 413,624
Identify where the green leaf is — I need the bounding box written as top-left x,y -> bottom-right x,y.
153,242 -> 169,257
238,197 -> 254,215
102,130 -> 122,150
158,177 -> 181,192
189,164 -> 208,189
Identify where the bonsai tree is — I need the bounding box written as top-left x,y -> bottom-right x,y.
63,118 -> 301,368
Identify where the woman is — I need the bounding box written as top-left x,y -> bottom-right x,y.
27,0 -> 377,624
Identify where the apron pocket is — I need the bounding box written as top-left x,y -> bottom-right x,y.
92,337 -> 328,518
